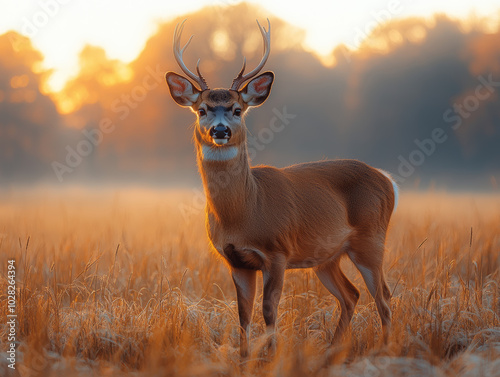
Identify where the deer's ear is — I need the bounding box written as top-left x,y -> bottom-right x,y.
165,72 -> 200,107
240,71 -> 274,107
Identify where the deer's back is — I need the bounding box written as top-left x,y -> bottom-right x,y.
251,159 -> 395,233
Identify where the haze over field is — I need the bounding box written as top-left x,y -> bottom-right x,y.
1,3 -> 500,189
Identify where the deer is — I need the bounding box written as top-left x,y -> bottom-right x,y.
165,19 -> 398,358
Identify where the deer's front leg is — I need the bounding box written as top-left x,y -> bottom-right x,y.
232,267 -> 257,358
262,254 -> 286,336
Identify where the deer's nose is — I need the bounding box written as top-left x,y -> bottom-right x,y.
210,124 -> 231,139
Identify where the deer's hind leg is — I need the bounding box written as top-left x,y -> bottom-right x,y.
314,258 -> 360,342
347,233 -> 392,343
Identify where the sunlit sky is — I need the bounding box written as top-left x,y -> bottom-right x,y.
2,0 -> 500,91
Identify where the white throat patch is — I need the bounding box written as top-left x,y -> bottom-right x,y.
201,145 -> 238,161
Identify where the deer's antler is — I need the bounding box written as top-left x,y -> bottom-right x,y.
173,20 -> 209,91
230,19 -> 271,91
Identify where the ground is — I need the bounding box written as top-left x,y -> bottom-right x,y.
0,188 -> 499,376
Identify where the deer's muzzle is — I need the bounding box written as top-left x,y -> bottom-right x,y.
210,124 -> 231,145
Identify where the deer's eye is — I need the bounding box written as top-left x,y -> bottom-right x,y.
233,108 -> 242,117
198,108 -> 206,117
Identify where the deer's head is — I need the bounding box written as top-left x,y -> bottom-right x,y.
165,20 -> 274,149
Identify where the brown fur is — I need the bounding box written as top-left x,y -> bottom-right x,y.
206,89 -> 235,103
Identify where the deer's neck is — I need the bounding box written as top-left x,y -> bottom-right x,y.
195,136 -> 257,226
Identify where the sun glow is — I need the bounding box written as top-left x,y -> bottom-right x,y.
10,74 -> 30,89
0,1 -> 499,95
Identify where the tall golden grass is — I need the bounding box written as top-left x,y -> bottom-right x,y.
0,188 -> 499,376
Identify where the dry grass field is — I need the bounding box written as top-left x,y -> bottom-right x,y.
0,188 -> 499,376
